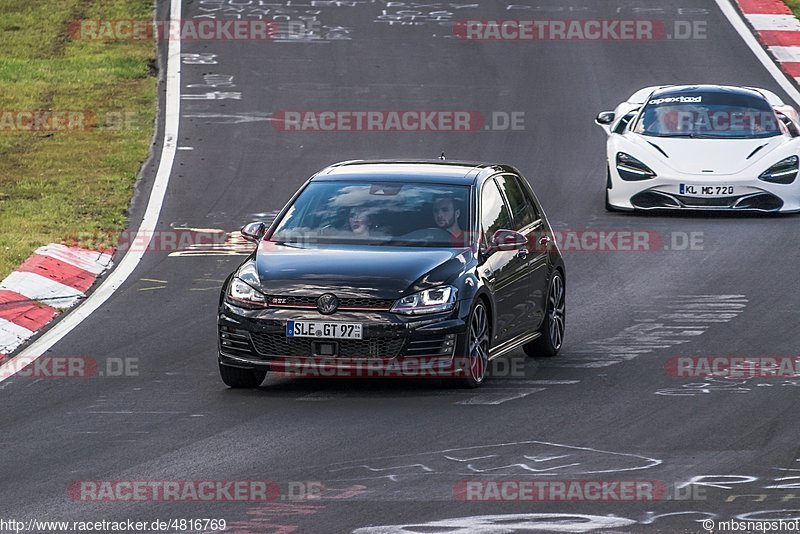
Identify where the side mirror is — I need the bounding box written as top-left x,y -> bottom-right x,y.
490,229 -> 528,251
241,221 -> 266,243
595,111 -> 615,126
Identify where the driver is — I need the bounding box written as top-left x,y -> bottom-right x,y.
348,207 -> 372,237
432,196 -> 464,243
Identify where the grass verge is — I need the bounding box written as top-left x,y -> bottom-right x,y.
0,1 -> 156,278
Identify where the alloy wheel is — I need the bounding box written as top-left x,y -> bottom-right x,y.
548,274 -> 565,351
468,303 -> 490,383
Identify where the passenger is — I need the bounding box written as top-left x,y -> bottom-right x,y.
432,196 -> 465,243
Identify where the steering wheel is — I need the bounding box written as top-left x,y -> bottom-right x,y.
397,227 -> 452,242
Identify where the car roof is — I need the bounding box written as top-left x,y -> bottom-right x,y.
312,160 -> 516,185
648,84 -> 768,101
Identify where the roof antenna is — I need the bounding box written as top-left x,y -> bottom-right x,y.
439,152 -> 446,160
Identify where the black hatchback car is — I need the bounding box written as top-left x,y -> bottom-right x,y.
218,160 -> 565,388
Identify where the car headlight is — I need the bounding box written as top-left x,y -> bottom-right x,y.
226,278 -> 268,308
616,152 -> 656,181
759,156 -> 798,184
391,286 -> 457,315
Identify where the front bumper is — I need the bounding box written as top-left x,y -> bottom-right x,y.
607,169 -> 800,212
217,301 -> 470,377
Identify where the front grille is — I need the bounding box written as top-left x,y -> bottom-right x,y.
219,326 -> 255,357
733,193 -> 783,211
403,335 -> 456,357
266,295 -> 395,310
631,190 -> 778,210
675,195 -> 734,207
249,332 -> 404,359
630,191 -> 680,209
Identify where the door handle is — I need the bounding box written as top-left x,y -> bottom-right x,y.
538,235 -> 551,248
516,248 -> 528,259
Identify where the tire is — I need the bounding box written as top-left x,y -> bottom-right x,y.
453,300 -> 491,388
605,169 -> 622,212
219,362 -> 268,388
605,188 -> 617,212
523,271 -> 565,358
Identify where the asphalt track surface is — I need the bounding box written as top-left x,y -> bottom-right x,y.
2,1 -> 800,533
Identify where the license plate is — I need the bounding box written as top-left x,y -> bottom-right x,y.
286,320 -> 363,340
679,184 -> 735,196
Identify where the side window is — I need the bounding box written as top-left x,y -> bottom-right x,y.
614,110 -> 638,134
514,175 -> 541,221
495,174 -> 537,230
480,179 -> 512,244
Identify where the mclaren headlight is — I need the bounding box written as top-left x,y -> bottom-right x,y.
226,278 -> 267,308
759,156 -> 798,184
616,152 -> 656,181
391,286 -> 457,315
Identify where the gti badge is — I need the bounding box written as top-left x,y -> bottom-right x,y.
316,293 -> 339,314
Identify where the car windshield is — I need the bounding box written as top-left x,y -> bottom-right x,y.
270,181 -> 471,248
634,91 -> 782,139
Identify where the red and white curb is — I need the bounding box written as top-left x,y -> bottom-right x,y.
0,245 -> 112,355
735,0 -> 800,79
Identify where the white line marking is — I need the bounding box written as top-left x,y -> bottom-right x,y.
717,0 -> 800,107
0,0 -> 182,383
86,411 -> 186,414
327,440 -> 662,477
456,388 -> 545,405
352,514 -> 636,533
296,392 -> 337,401
0,272 -> 83,308
490,380 -> 580,385
538,361 -> 621,368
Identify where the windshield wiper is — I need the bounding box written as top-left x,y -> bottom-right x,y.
649,132 -> 700,138
649,132 -> 778,139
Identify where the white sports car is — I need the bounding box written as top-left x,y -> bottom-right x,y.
596,84 -> 800,212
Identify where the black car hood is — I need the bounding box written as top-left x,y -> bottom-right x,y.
253,241 -> 471,299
